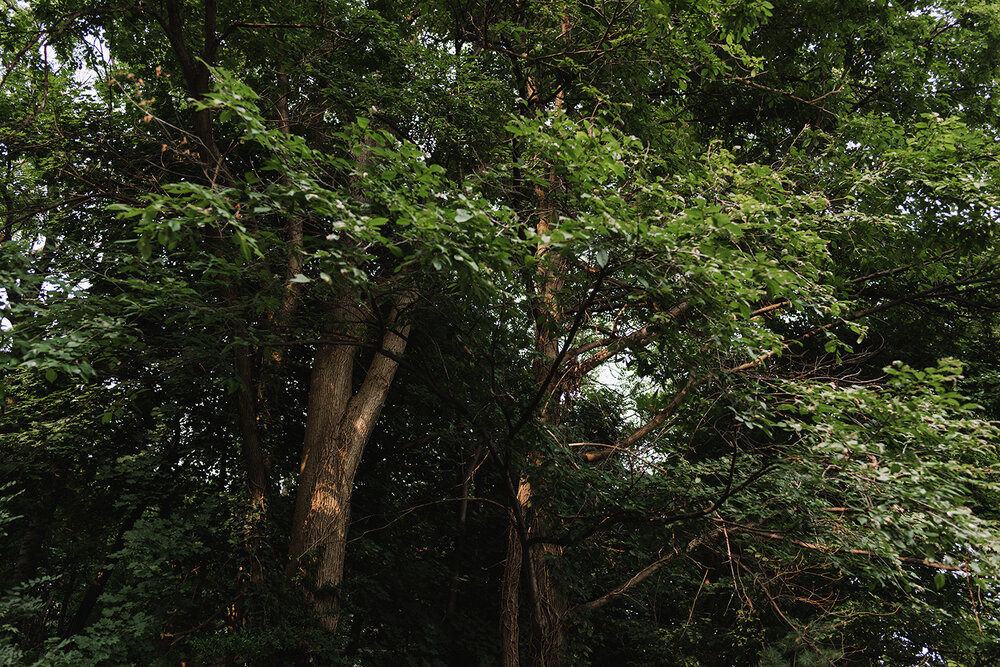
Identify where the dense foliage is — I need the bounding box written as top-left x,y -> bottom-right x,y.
4,0 -> 1000,664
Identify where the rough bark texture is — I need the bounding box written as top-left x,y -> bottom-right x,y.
527,521 -> 565,667
288,293 -> 414,629
501,58 -> 569,663
503,476 -> 567,667
500,479 -> 529,667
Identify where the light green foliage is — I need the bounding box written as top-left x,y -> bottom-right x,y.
770,359 -> 1000,579
110,66 -> 521,301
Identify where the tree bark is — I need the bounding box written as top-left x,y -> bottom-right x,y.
287,292 -> 414,629
500,479 -> 529,667
504,477 -> 566,667
501,56 -> 570,663
527,514 -> 565,667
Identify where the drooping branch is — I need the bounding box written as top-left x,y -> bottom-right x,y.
581,376 -> 697,463
569,300 -> 689,377
715,519 -> 974,573
727,270 -> 1000,375
572,530 -> 719,614
848,246 -> 958,286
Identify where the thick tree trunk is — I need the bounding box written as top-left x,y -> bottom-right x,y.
527,513 -> 565,666
288,293 -> 414,629
501,479 -> 568,667
503,477 -> 566,667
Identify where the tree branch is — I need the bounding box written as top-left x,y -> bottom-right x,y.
572,530 -> 718,614
716,519 -> 974,573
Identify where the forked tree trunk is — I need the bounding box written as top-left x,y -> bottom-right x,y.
527,504 -> 565,666
502,477 -> 566,667
287,293 -> 414,629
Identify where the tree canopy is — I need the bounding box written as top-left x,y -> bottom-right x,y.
4,0 -> 1000,664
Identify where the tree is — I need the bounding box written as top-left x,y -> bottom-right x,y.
4,0 -> 1000,664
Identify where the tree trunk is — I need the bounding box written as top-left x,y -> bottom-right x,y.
158,0 -> 268,509
234,349 -> 268,510
501,35 -> 572,658
527,516 -> 565,666
501,477 -> 568,667
500,478 -> 528,667
288,293 -> 414,629
501,128 -> 569,667
10,486 -> 59,589
447,444 -> 485,617
503,476 -> 566,667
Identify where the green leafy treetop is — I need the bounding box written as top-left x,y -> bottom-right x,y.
3,0 -> 1000,664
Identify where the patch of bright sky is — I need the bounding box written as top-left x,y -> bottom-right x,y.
2,22 -> 104,333
72,32 -> 111,98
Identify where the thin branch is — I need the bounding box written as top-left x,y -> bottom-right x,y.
507,263 -> 609,441
572,531 -> 719,614
348,496 -> 507,543
732,75 -> 843,118
849,247 -> 958,285
717,519 -> 974,573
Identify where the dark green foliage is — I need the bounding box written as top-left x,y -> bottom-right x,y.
4,0 -> 1000,664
